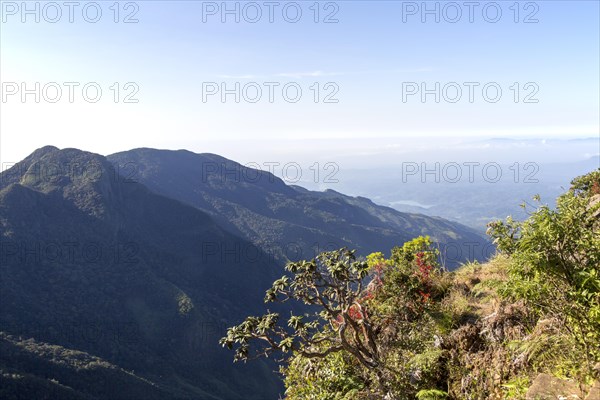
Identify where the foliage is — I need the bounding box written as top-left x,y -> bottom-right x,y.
220,249 -> 383,376
223,171 -> 600,399
570,169 -> 600,196
500,376 -> 529,399
220,249 -> 378,365
281,350 -> 364,400
415,389 -> 448,400
221,237 -> 450,398
487,170 -> 600,379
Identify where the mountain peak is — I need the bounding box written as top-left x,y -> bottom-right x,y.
108,148 -> 294,196
31,145 -> 59,155
1,147 -> 127,223
13,145 -> 60,165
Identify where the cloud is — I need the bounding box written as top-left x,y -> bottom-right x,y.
215,67 -> 432,80
390,67 -> 434,73
274,68 -> 433,78
275,70 -> 341,79
215,74 -> 260,79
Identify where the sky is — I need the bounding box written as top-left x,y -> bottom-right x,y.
1,0 -> 599,165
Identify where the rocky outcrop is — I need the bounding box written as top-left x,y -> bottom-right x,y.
525,373 -> 595,400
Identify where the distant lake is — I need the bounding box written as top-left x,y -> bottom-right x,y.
390,200 -> 435,209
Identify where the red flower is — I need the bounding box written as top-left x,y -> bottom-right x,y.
348,304 -> 364,321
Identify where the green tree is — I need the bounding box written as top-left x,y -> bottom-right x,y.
219,249 -> 383,375
221,238 -> 449,399
487,169 -> 600,377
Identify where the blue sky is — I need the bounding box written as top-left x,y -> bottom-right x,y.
1,0 -> 599,164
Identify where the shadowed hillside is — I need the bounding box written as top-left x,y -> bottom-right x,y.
108,148 -> 490,268
0,146 -> 283,399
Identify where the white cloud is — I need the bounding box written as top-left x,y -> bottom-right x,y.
275,70 -> 341,79
215,74 -> 260,79
214,68 -> 432,80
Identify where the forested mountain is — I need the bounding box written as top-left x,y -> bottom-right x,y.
0,146 -> 283,399
0,146 -> 490,400
108,148 -> 489,268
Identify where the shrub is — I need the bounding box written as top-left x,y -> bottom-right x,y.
487,170 -> 600,380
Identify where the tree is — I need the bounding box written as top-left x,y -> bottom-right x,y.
220,238 -> 446,398
219,249 -> 382,368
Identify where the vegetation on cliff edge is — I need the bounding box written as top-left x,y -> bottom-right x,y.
221,170 -> 600,399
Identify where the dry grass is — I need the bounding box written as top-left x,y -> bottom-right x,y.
444,255 -> 510,324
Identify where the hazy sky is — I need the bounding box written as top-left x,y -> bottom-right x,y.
1,0 -> 599,164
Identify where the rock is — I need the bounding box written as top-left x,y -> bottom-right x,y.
526,373 -> 585,399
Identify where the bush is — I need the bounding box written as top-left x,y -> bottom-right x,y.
487,170 -> 600,380
221,171 -> 600,398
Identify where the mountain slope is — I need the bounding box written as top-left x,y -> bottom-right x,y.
0,147 -> 283,399
108,148 -> 489,268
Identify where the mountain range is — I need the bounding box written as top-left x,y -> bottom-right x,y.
108,148 -> 489,266
0,146 -> 489,399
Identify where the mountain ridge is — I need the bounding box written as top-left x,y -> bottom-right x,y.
1,145 -> 491,399
108,147 -> 489,267
0,146 -> 284,399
